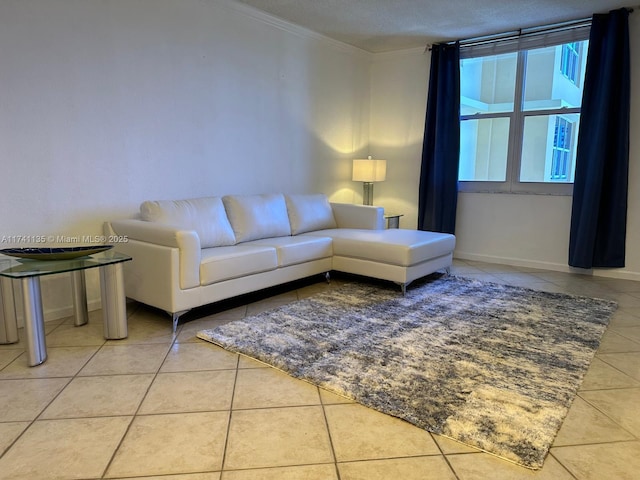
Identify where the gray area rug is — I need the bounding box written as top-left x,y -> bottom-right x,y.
197,275 -> 617,469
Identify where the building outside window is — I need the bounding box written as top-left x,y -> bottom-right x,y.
560,42 -> 580,83
458,33 -> 589,195
551,117 -> 573,181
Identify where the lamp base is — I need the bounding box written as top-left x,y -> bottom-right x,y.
362,182 -> 374,206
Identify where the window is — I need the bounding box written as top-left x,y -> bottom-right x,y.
560,42 -> 580,83
459,35 -> 589,194
550,117 -> 574,181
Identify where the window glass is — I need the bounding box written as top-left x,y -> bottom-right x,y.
459,118 -> 509,182
460,53 -> 517,115
523,41 -> 587,111
520,114 -> 580,183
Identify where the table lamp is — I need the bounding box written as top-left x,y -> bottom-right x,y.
352,156 -> 386,205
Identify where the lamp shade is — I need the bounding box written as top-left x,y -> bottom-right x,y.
352,157 -> 387,182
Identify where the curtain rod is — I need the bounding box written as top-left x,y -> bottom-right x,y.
429,6 -> 634,50
458,17 -> 591,48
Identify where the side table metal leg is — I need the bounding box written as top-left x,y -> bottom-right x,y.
70,270 -> 89,327
21,277 -> 47,366
100,263 -> 128,340
0,277 -> 19,344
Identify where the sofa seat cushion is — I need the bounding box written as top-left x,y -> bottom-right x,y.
247,236 -> 333,267
223,194 -> 291,243
140,197 -> 236,248
200,245 -> 278,286
303,229 -> 455,267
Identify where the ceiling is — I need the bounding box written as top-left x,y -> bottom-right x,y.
233,0 -> 633,52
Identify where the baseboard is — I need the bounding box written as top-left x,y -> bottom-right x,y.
12,299 -> 103,327
44,298 -> 102,322
453,251 -> 640,282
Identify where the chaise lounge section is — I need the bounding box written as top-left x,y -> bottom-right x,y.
105,193 -> 455,331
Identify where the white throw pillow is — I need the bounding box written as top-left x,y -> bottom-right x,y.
285,194 -> 337,235
222,194 -> 291,243
140,197 -> 236,248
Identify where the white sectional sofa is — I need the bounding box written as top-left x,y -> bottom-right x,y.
105,193 -> 455,331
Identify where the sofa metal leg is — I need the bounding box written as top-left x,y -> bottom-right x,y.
395,282 -> 407,296
169,310 -> 190,334
324,272 -> 331,284
445,266 -> 451,276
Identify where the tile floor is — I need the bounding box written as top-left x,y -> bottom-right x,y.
1,260 -> 640,479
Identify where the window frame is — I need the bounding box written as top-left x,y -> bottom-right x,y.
457,25 -> 589,196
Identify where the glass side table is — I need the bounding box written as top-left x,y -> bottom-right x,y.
0,251 -> 132,366
384,213 -> 404,229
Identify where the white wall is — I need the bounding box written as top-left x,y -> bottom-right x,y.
370,11 -> 640,280
0,0 -> 371,318
369,48 -> 430,228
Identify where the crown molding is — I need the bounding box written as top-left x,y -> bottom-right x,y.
217,0 -> 372,59
371,46 -> 429,62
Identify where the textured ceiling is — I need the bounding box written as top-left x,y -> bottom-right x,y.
233,0 -> 633,52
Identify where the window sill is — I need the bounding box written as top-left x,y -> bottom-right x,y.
458,182 -> 573,196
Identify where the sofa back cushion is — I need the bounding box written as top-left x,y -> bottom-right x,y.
285,194 -> 337,235
140,197 -> 236,248
223,193 -> 291,243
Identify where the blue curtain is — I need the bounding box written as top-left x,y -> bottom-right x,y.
569,8 -> 630,268
418,42 -> 460,234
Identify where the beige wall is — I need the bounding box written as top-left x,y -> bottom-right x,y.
368,48 -> 429,228
0,0 -> 371,318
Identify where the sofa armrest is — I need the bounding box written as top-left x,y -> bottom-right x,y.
107,219 -> 198,248
330,203 -> 385,230
106,219 -> 201,290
